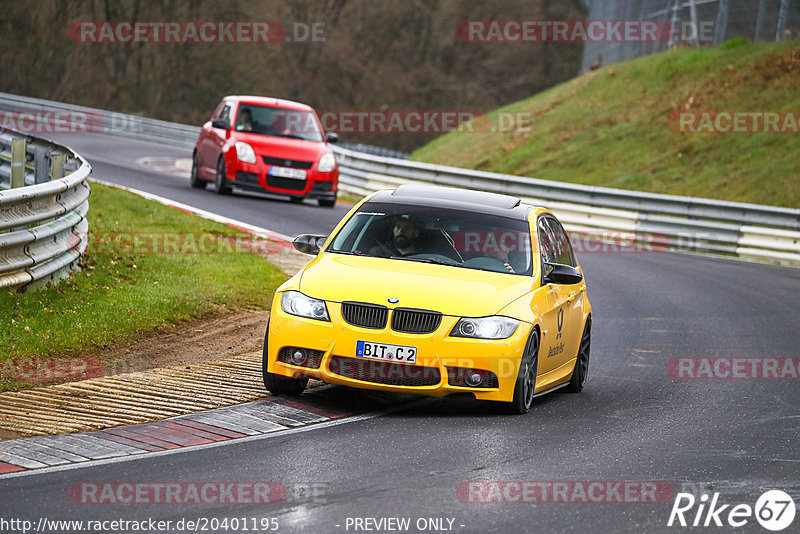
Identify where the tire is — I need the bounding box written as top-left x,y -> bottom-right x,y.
189,152 -> 205,189
505,330 -> 539,414
215,157 -> 232,195
261,320 -> 308,396
289,196 -> 305,204
318,197 -> 336,208
566,317 -> 591,393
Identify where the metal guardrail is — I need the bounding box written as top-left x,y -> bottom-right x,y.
0,130 -> 91,291
333,146 -> 800,266
2,92 -> 797,266
0,92 -> 199,149
337,143 -> 409,160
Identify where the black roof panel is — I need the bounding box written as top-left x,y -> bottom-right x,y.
390,184 -> 521,209
369,185 -> 530,220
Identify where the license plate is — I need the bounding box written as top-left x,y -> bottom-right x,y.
356,341 -> 417,364
269,166 -> 306,180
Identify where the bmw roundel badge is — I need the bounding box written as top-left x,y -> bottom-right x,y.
388,297 -> 400,304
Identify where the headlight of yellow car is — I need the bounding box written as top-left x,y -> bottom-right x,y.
280,291 -> 330,321
450,316 -> 519,339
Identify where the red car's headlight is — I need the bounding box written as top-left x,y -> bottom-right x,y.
235,141 -> 256,164
317,152 -> 336,172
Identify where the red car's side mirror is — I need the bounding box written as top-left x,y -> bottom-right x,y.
211,118 -> 230,130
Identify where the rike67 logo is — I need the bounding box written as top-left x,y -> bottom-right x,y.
668,490 -> 795,531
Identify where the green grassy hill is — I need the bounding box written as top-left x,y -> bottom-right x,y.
412,40 -> 800,208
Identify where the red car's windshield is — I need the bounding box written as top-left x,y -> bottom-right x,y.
234,103 -> 323,142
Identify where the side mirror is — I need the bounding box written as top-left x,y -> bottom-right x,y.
542,262 -> 583,285
326,132 -> 339,144
293,234 -> 328,255
211,118 -> 230,130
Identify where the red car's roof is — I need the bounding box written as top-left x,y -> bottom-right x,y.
224,95 -> 314,112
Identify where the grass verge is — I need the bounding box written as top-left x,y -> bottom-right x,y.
412,40 -> 800,207
0,182 -> 286,392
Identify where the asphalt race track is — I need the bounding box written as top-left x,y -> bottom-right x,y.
44,132 -> 352,237
1,132 -> 798,533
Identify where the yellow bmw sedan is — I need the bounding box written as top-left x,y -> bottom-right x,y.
262,184 -> 591,414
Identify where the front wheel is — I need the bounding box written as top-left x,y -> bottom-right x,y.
318,197 -> 336,208
215,158 -> 232,195
189,153 -> 205,189
261,321 -> 308,396
565,317 -> 591,393
505,330 -> 539,414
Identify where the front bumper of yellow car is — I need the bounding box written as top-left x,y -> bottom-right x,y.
266,301 -> 534,403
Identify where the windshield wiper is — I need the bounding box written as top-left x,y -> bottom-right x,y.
275,133 -> 310,140
330,249 -> 369,256
390,256 -> 462,267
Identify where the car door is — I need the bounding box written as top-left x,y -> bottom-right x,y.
197,101 -> 220,178
541,216 -> 584,370
535,215 -> 568,377
199,101 -> 232,179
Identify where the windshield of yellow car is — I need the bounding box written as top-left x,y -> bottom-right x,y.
327,203 -> 533,276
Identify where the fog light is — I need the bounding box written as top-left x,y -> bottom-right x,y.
291,349 -> 308,366
464,370 -> 484,387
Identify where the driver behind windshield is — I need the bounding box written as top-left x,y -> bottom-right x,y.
370,215 -> 424,257
237,107 -> 254,132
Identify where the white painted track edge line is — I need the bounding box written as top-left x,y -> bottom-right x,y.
87,177 -> 293,243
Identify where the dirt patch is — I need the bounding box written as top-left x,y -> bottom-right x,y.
97,308 -> 270,377
755,47 -> 800,80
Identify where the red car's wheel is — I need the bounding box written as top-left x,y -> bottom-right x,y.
190,152 -> 205,189
215,157 -> 232,195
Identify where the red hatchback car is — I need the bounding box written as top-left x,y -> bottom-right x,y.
191,95 -> 339,207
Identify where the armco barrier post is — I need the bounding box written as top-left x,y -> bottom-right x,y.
50,153 -> 66,180
34,145 -> 51,184
10,138 -> 25,189
44,153 -> 67,225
